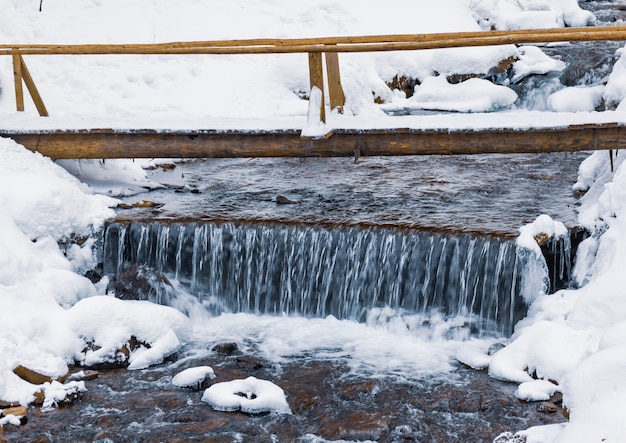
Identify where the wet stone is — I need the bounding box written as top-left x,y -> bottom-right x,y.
212,342 -> 239,355
235,355 -> 264,370
537,402 -> 558,414
319,411 -> 391,441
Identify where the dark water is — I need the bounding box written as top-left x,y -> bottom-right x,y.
117,152 -> 587,238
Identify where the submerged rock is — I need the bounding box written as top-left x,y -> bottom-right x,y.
212,342 -> 239,355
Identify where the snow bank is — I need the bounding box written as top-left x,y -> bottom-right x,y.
516,214 -> 568,254
604,46 -> 626,110
0,138 -> 116,240
512,46 -> 566,83
490,150 -> 626,442
0,139 -> 190,406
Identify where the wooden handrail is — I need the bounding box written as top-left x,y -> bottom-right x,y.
4,26 -> 626,120
1,26 -> 626,55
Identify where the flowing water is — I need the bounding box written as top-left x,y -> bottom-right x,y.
114,152 -> 587,238
29,149 -> 576,442
104,221 -> 535,337
8,2 -> 623,440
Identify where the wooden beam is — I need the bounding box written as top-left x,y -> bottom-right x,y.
19,55 -> 49,117
3,124 -> 625,159
12,51 -> 24,112
325,51 -> 345,113
308,52 -> 325,123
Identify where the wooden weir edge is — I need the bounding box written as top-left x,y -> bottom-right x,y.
2,124 -> 623,159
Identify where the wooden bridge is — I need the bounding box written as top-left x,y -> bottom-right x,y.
2,26 -> 626,159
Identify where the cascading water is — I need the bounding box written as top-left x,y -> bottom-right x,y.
102,221 -> 549,337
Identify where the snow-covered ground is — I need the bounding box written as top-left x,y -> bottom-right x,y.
1,0 -> 626,441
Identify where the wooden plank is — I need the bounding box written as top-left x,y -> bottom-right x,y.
19,55 -> 49,117
12,51 -> 24,112
3,125 -> 624,159
308,52 -> 325,123
325,51 -> 345,113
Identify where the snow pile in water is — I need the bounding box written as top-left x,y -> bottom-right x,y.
172,366 -> 216,389
202,376 -> 292,415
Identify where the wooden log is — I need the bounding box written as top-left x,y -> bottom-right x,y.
19,55 -> 49,117
12,51 -> 24,112
3,124 -> 624,159
325,51 -> 345,113
308,52 -> 325,123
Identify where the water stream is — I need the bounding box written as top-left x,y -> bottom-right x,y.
9,2 -> 622,440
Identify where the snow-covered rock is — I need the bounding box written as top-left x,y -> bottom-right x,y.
172,366 -> 216,390
201,376 -> 292,414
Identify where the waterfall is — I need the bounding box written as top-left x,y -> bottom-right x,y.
102,221 -> 550,337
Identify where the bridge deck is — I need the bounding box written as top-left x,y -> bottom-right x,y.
2,123 -> 623,159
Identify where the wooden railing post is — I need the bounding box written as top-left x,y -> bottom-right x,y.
308,52 -> 325,123
19,55 -> 48,116
11,50 -> 48,116
324,50 -> 345,113
12,50 -> 25,112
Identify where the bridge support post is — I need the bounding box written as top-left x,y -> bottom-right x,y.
325,51 -> 345,113
11,51 -> 48,117
308,52 -> 325,123
12,51 -> 25,112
